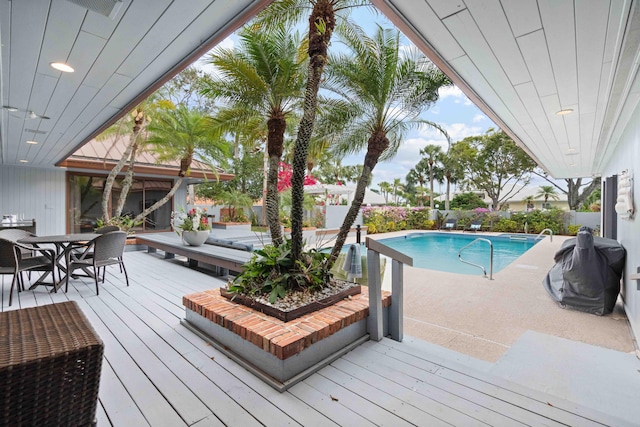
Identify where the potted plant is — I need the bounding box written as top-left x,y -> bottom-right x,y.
173,207 -> 211,246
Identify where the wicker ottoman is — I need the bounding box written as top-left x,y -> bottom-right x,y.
0,301 -> 104,426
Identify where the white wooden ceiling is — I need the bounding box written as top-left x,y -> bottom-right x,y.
0,0 -> 269,168
372,0 -> 640,179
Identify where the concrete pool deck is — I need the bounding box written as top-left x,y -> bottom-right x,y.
365,230 -> 636,363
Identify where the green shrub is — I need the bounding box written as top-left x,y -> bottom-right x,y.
492,219 -> 518,232
567,224 -> 581,236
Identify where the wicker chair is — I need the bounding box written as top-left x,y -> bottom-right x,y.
0,301 -> 103,426
0,237 -> 56,306
65,231 -> 129,295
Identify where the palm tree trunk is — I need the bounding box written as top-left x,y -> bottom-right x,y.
329,131 -> 388,267
290,0 -> 335,263
133,177 -> 183,225
102,134 -> 137,220
115,143 -> 139,217
429,164 -> 434,210
445,177 -> 451,210
266,116 -> 286,245
266,154 -> 283,244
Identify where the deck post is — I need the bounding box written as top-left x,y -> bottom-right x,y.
389,259 -> 403,341
367,249 -> 383,341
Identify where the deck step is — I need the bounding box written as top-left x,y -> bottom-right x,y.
490,330 -> 640,426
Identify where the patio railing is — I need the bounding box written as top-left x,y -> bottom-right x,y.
365,237 -> 413,342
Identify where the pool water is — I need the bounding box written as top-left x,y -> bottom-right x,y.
378,232 -> 537,275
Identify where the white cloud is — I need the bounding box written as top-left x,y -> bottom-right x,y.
472,114 -> 487,123
418,122 -> 483,142
439,86 -> 474,106
193,35 -> 236,76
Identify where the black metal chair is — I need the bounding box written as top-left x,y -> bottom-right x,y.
465,220 -> 483,232
441,218 -> 457,231
0,238 -> 56,306
65,231 -> 129,295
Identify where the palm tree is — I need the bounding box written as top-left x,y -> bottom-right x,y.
133,106 -> 229,225
254,0 -> 375,263
392,178 -> 404,205
536,185 -> 559,205
420,144 -> 443,210
378,181 -> 392,204
325,26 -> 451,263
406,158 -> 430,206
202,26 -> 306,245
99,96 -> 162,222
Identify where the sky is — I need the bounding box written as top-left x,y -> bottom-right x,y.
194,5 -> 497,194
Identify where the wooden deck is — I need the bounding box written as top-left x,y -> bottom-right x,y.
0,251 -> 630,426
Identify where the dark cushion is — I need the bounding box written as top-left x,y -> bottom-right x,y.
205,237 -> 253,252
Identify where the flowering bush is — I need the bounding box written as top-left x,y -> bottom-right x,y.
173,207 -> 211,232
362,206 -> 433,234
277,162 -> 318,192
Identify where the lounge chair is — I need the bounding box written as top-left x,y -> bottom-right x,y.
465,220 -> 483,232
441,218 -> 457,231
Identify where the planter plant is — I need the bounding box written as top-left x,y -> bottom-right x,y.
173,207 -> 211,246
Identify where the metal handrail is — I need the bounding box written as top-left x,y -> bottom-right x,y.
535,228 -> 553,242
458,238 -> 493,280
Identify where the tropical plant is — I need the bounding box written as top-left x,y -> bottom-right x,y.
217,190 -> 254,222
532,169 -> 601,211
95,215 -> 142,233
536,185 -> 559,204
201,25 -> 306,246
420,144 -> 444,210
130,106 -> 229,226
255,0 -> 375,265
227,239 -> 331,303
324,26 -> 451,264
173,207 -> 212,232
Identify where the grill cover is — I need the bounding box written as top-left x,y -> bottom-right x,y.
542,228 -> 625,315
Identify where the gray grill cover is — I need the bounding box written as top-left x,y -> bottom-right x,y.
542,228 -> 625,315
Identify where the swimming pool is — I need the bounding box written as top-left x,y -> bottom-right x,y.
377,232 -> 538,275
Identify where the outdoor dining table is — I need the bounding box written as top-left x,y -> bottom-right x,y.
18,233 -> 100,292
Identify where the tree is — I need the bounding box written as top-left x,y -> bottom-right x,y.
449,129 -> 536,210
378,181 -> 392,203
325,26 -> 451,263
420,144 -> 443,210
450,192 -> 488,210
406,158 -> 430,206
535,185 -> 559,204
392,178 -> 404,205
532,169 -> 601,211
201,26 -> 306,245
133,106 -> 229,225
441,151 -> 463,210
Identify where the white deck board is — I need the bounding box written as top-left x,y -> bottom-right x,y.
0,250 -> 627,426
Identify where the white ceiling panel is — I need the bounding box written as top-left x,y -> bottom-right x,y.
388,0 -> 465,61
374,0 -> 639,178
517,30 -> 555,97
465,0 -> 530,86
575,0 -> 610,115
501,0 -> 541,37
1,0 -> 270,167
428,0 -> 465,19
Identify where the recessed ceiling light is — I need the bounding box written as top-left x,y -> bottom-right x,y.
569,162 -> 577,167
25,140 -> 38,145
556,109 -> 574,116
19,159 -> 28,163
50,62 -> 74,73
566,148 -> 579,155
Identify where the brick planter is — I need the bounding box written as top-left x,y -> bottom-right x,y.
183,287 -> 390,391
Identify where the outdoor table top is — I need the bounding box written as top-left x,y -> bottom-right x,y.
19,233 -> 100,244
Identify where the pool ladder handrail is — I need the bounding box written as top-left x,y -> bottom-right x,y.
535,228 -> 553,242
458,237 -> 493,280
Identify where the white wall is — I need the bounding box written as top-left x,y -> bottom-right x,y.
0,165 -> 66,235
602,100 -> 640,345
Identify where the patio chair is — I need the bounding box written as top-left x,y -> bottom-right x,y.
465,220 -> 483,232
70,224 -> 123,272
0,238 -> 56,306
441,218 -> 457,231
65,231 -> 129,295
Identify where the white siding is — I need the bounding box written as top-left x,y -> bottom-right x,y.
0,165 -> 66,235
602,100 -> 640,345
